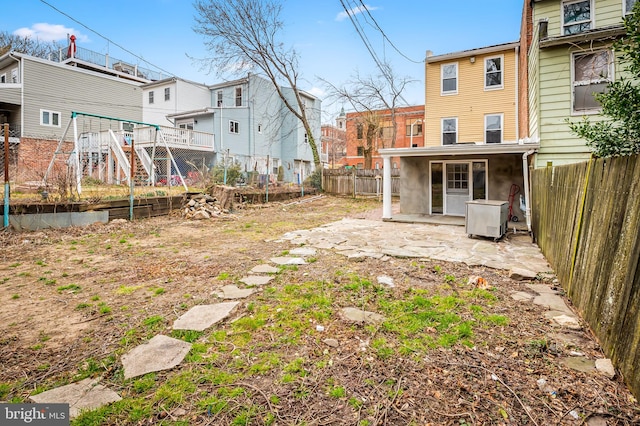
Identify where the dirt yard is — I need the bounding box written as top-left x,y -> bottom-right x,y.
0,195 -> 638,425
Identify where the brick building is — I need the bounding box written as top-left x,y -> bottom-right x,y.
344,105 -> 424,169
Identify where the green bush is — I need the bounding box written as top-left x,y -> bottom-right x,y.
210,163 -> 243,186
305,169 -> 322,191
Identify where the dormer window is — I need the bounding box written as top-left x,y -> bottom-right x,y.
562,0 -> 592,35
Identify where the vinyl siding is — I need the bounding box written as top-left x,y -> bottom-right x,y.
535,0 -> 627,36
22,57 -> 142,141
425,48 -> 518,147
528,28 -> 541,139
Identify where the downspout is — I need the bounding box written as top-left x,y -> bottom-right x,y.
522,149 -> 535,233
515,46 -> 519,141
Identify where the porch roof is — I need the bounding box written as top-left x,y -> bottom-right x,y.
379,142 -> 540,158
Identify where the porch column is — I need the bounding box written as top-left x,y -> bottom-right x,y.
382,156 -> 392,219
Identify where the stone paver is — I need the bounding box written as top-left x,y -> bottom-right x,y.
289,247 -> 317,256
173,302 -> 239,331
340,307 -> 385,324
240,275 -> 274,286
122,335 -> 192,379
216,285 -> 256,299
270,256 -> 307,265
30,378 -> 121,418
280,218 -> 550,274
250,264 -> 279,274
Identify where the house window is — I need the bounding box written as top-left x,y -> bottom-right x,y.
178,121 -> 194,130
442,118 -> 457,145
573,50 -> 612,113
229,120 -> 239,134
485,56 -> 503,89
485,114 -> 503,144
441,63 -> 457,94
11,68 -> 17,83
0,74 -> 5,83
562,0 -> 592,35
149,91 -> 154,104
405,122 -> 423,136
235,87 -> 242,107
357,146 -> 364,156
356,124 -> 363,139
304,133 -> 308,144
625,0 -> 636,14
40,109 -> 61,127
257,124 -> 262,133
379,126 -> 393,139
122,122 -> 134,132
217,90 -> 223,107
164,87 -> 170,101
392,162 -> 398,169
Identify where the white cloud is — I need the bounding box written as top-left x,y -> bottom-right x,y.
335,4 -> 379,22
13,23 -> 89,43
307,86 -> 326,99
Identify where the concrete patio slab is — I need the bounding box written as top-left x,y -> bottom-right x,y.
30,378 -> 121,418
122,335 -> 192,379
173,302 -> 239,331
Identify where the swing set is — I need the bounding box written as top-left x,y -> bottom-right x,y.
43,111 -> 189,195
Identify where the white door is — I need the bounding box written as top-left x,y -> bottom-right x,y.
445,163 -> 470,216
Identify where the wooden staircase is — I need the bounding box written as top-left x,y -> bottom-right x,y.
121,146 -> 150,185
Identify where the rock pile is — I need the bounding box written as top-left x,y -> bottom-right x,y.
181,194 -> 231,220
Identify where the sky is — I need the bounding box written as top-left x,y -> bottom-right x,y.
1,0 -> 524,123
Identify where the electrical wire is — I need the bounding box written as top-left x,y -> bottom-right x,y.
357,0 -> 422,64
38,0 -> 176,78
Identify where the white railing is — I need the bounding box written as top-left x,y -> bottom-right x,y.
134,126 -> 215,151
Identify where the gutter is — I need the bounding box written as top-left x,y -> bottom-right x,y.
522,149 -> 536,233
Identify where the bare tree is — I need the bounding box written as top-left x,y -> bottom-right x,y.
323,63 -> 415,168
193,0 -> 320,168
0,32 -> 60,58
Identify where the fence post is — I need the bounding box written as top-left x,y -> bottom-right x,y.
352,168 -> 356,199
3,123 -> 9,228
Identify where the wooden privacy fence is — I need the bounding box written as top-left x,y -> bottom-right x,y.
532,155 -> 640,399
322,169 -> 400,197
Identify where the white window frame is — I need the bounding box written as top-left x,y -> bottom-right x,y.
571,49 -> 613,115
164,87 -> 170,101
561,0 -> 594,35
178,120 -> 194,130
229,120 -> 239,134
484,55 -> 504,90
10,68 -> 18,83
624,0 -> 636,14
441,63 -> 458,95
40,109 -> 61,127
149,91 -> 154,104
235,86 -> 242,107
484,113 -> 503,144
441,117 -> 458,145
216,90 -> 223,107
0,73 -> 6,83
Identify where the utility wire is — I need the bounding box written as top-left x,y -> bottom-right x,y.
357,0 -> 422,64
340,0 -> 408,104
39,0 -> 176,78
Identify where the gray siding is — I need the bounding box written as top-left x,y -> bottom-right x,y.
22,57 -> 143,140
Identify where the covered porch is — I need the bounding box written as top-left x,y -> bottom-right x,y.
380,143 -> 539,230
